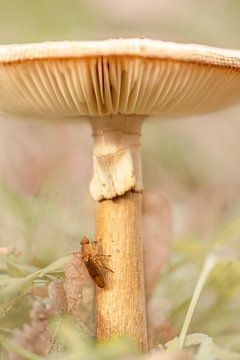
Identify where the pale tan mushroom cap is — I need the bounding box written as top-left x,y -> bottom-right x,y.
1,38 -> 240,118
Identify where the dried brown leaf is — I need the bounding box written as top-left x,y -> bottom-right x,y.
143,191 -> 172,297
7,301 -> 52,360
31,285 -> 49,298
48,279 -> 67,313
63,254 -> 85,314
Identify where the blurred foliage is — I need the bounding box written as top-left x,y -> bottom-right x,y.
0,0 -> 240,47
1,0 -> 240,359
151,214 -> 240,354
1,202 -> 240,358
0,0 -> 99,43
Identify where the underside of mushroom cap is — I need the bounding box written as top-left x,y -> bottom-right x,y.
0,38 -> 240,119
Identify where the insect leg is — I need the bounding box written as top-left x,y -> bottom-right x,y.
101,265 -> 114,273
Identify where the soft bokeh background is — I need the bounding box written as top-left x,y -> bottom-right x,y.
1,0 -> 240,354
1,0 -> 240,259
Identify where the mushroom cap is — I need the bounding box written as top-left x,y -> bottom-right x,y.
1,38 -> 240,118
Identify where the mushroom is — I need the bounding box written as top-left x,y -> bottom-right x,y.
1,38 -> 240,351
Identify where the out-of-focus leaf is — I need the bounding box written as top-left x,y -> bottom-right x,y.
212,217 -> 240,248
53,317 -> 88,356
6,259 -> 28,278
0,333 -> 43,360
167,333 -> 240,360
0,256 -> 70,316
38,256 -> 70,277
150,214 -> 240,352
148,349 -> 192,360
95,337 -> 139,360
207,260 -> 240,300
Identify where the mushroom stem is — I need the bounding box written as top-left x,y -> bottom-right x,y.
89,115 -> 144,201
89,115 -> 148,350
96,191 -> 148,351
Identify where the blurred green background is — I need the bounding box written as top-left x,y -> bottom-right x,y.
1,0 -> 240,354
1,0 -> 240,48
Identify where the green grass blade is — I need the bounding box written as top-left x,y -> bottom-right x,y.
178,255 -> 218,349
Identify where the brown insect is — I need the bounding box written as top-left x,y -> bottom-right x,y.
80,236 -> 113,288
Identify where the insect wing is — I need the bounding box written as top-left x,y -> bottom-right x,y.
94,274 -> 105,288
85,259 -> 105,288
